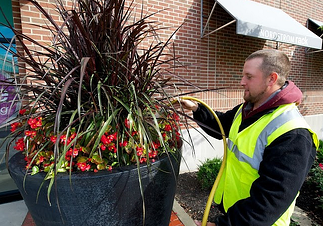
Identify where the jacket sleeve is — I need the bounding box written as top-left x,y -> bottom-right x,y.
215,128 -> 317,226
192,104 -> 241,139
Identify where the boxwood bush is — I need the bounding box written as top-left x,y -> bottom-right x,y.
197,157 -> 223,190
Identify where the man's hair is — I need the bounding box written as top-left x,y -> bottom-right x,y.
245,49 -> 291,86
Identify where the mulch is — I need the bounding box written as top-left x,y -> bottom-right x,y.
175,172 -> 323,225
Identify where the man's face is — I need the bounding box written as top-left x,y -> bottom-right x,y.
240,58 -> 271,108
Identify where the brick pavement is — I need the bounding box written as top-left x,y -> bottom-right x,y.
22,211 -> 185,226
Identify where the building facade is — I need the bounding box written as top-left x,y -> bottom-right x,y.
6,0 -> 323,114
1,0 -> 323,187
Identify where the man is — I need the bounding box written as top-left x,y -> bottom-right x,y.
180,49 -> 318,226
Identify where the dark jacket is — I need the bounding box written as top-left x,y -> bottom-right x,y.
193,81 -> 317,226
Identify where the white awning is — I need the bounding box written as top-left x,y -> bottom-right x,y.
202,0 -> 322,49
308,18 -> 323,28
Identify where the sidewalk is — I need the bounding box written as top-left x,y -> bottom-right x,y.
0,199 -> 195,226
0,198 -> 316,226
21,206 -> 191,226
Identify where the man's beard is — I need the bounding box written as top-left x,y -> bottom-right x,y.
244,88 -> 267,104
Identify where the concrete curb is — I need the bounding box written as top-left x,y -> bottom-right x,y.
173,199 -> 196,226
292,206 -> 317,226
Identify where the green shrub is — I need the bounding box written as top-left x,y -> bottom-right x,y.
309,160 -> 323,210
307,139 -> 323,212
197,158 -> 223,190
317,140 -> 323,164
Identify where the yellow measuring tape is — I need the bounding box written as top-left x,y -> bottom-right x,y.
173,96 -> 227,226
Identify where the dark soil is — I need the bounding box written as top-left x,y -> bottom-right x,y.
296,178 -> 323,225
175,172 -> 323,225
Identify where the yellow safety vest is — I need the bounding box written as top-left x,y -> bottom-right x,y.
214,103 -> 319,226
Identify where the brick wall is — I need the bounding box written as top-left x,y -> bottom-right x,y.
11,0 -> 323,115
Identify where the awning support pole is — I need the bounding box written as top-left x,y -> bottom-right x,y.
200,0 -> 236,38
202,20 -> 236,38
305,49 -> 323,54
201,0 -> 203,37
201,1 -> 218,37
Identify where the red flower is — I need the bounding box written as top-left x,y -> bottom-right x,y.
10,108 -> 181,175
108,132 -> 117,141
119,141 -> 128,147
14,138 -> 25,151
140,157 -> 147,163
35,117 -> 42,127
71,148 -> 79,157
50,135 -> 57,143
101,134 -> 109,144
171,113 -> 180,122
152,141 -> 160,149
108,143 -> 116,153
149,150 -> 158,158
27,117 -> 42,129
39,156 -> 45,163
67,133 -> 77,144
100,144 -> 106,151
24,156 -> 31,163
77,162 -> 91,171
43,162 -> 54,167
164,124 -> 172,132
319,163 -> 323,170
125,118 -> 130,128
136,147 -> 144,156
175,131 -> 181,141
60,134 -> 67,143
10,122 -> 22,132
25,130 -> 37,138
19,109 -> 27,115
66,148 -> 79,158
65,150 -> 71,161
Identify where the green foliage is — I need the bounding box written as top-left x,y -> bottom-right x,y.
317,140 -> 323,163
310,160 -> 323,210
0,0 -> 192,206
197,157 -> 222,190
306,140 -> 323,212
289,219 -> 300,226
0,0 -> 195,198
0,0 -> 184,172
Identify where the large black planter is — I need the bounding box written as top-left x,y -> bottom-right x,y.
8,151 -> 181,226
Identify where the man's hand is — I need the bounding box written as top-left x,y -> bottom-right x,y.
176,98 -> 199,112
194,220 -> 216,226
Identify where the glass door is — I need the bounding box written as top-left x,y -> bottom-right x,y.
0,0 -> 22,204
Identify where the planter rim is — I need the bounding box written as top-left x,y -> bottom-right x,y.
8,150 -> 181,179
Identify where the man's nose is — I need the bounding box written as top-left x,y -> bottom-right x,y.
240,76 -> 246,86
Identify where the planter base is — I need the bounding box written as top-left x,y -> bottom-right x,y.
9,152 -> 181,226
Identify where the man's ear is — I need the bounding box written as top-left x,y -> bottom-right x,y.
269,72 -> 279,85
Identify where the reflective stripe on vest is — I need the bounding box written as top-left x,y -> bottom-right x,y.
227,104 -> 312,171
214,103 -> 319,226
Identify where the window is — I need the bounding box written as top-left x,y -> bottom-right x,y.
0,0 -> 22,203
